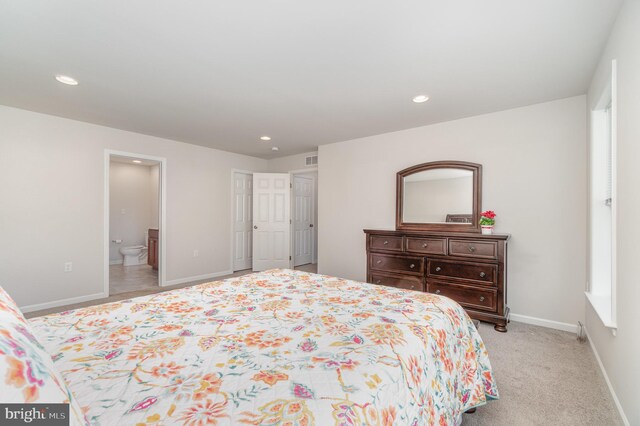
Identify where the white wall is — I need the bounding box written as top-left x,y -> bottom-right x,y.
267,151 -> 318,173
0,105 -> 267,309
109,162 -> 157,263
318,95 -> 587,327
586,2 -> 640,424
149,164 -> 160,229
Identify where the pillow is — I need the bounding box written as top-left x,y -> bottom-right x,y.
0,286 -> 87,425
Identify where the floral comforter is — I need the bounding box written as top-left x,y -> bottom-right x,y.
29,269 -> 497,425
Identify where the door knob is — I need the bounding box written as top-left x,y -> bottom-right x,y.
309,224 -> 314,228
253,225 -> 258,229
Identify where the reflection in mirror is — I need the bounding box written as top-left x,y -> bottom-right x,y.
402,169 -> 473,224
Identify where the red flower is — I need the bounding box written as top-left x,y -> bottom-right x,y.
481,210 -> 496,219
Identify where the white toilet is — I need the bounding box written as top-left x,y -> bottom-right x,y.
120,245 -> 148,266
119,231 -> 149,266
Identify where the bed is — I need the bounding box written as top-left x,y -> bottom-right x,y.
5,269 -> 498,425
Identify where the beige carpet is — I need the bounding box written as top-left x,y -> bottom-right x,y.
26,266 -> 621,425
463,321 -> 622,425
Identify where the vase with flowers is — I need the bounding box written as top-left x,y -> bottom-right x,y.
480,210 -> 496,234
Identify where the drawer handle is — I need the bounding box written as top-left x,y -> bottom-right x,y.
409,263 -> 416,269
410,285 -> 415,290
435,266 -> 442,272
383,240 -> 389,245
479,296 -> 485,302
376,260 -> 382,265
468,245 -> 476,252
375,280 -> 381,284
479,272 -> 486,278
435,289 -> 441,294
421,242 -> 428,248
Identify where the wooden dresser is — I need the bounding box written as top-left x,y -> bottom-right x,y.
364,229 -> 510,331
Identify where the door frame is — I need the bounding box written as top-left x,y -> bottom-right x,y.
104,149 -> 167,296
290,168 -> 318,266
230,169 -> 254,272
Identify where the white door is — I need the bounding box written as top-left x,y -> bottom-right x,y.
233,172 -> 253,271
252,173 -> 291,271
293,175 -> 313,266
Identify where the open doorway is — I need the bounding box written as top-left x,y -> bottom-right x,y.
105,151 -> 165,296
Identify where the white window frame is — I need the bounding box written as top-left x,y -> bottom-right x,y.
586,59 -> 617,334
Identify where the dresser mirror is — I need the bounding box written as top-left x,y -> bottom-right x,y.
396,161 -> 482,232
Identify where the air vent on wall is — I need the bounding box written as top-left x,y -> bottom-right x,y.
305,155 -> 318,166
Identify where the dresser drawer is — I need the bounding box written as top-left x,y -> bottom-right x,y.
427,259 -> 497,286
428,281 -> 497,312
449,239 -> 498,259
370,254 -> 423,275
370,235 -> 404,252
370,273 -> 424,292
405,237 -> 447,255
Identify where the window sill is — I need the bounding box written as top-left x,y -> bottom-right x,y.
585,292 -> 617,335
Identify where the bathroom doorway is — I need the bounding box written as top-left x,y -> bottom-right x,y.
105,150 -> 166,296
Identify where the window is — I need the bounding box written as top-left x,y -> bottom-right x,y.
587,60 -> 617,331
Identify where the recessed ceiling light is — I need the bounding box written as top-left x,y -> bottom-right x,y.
55,75 -> 79,86
132,160 -> 142,164
260,136 -> 272,141
412,95 -> 429,103
271,147 -> 279,151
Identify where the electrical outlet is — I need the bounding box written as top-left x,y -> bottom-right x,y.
64,262 -> 73,272
193,250 -> 199,258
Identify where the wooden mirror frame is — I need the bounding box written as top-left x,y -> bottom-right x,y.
396,160 -> 482,233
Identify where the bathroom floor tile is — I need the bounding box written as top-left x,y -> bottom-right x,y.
109,264 -> 158,295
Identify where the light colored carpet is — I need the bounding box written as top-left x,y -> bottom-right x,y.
462,321 -> 622,425
26,265 -> 621,425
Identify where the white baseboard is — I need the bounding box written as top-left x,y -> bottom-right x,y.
20,292 -> 108,314
163,270 -> 233,287
510,313 -> 578,333
585,328 -> 630,425
109,259 -> 123,265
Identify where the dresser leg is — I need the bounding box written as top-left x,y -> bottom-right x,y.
494,323 -> 508,333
